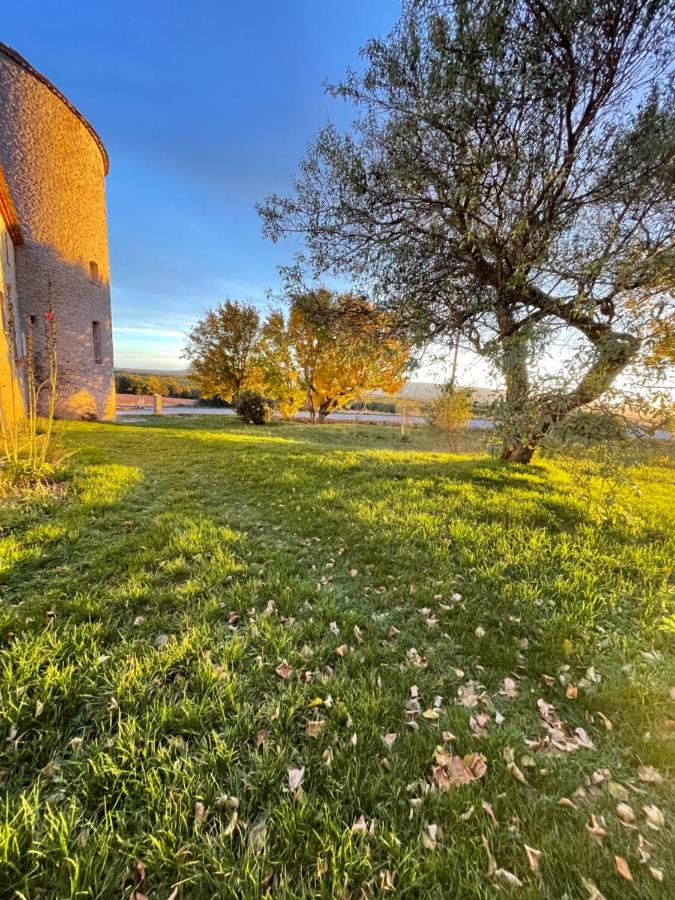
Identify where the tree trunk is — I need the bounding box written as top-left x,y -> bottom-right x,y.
499,329 -> 640,463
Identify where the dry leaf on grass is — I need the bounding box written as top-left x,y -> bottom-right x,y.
494,868 -> 523,888
432,752 -> 487,790
482,801 -> 497,825
382,733 -> 397,750
275,661 -> 293,679
615,803 -> 635,825
524,844 -> 542,872
306,720 -> 325,739
194,801 -> 208,829
329,621 -> 340,636
422,823 -> 441,850
643,804 -> 665,830
637,765 -> 664,784
352,814 -> 368,835
287,765 -> 305,793
614,856 -> 632,882
501,677 -> 519,698
580,876 -> 607,899
586,814 -> 607,843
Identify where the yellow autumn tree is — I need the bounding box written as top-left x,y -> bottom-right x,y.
289,288 -> 410,422
258,310 -> 305,419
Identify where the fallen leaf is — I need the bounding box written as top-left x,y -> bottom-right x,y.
615,803 -> 635,825
649,867 -> 663,882
482,801 -> 497,825
422,823 -> 440,850
566,684 -> 578,699
287,765 -> 305,793
596,712 -> 612,731
133,616 -> 145,627
382,733 -> 397,750
524,844 -> 542,872
353,625 -> 363,643
351,814 -> 368,835
475,626 -> 486,638
329,621 -> 340,636
223,809 -> 238,837
275,661 -> 293,679
336,644 -> 347,657
586,814 -> 607,843
643,804 -> 665,830
256,729 -> 270,750
614,856 -> 632,882
35,700 -> 44,717
322,747 -> 333,767
422,709 -> 440,721
637,765 -> 664,784
501,677 -> 519,698
507,761 -> 526,783
607,781 -> 629,801
459,804 -> 475,821
194,801 -> 208,829
580,876 -> 607,900
637,833 -> 653,863
379,869 -> 396,892
494,868 -> 523,888
305,720 -> 325,739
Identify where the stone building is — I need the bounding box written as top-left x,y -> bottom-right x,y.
0,42 -> 115,423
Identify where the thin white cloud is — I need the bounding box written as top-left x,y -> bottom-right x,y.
113,325 -> 186,338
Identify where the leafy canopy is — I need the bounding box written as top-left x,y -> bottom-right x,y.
259,0 -> 675,460
183,300 -> 262,402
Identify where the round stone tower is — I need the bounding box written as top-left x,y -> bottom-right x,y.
0,42 -> 115,419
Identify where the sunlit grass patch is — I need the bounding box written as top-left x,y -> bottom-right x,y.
0,418 -> 672,897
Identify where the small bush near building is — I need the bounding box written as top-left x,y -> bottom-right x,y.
236,390 -> 273,425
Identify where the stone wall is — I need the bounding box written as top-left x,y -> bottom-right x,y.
0,43 -> 115,419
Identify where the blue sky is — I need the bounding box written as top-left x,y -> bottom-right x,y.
5,1 -> 406,371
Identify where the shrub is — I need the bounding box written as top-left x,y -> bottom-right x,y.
236,390 -> 273,425
430,387 -> 472,451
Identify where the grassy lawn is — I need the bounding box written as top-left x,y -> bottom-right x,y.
0,417 -> 673,898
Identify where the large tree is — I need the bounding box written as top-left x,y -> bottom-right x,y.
183,300 -> 262,402
259,0 -> 675,461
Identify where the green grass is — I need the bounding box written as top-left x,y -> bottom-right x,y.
0,416 -> 673,898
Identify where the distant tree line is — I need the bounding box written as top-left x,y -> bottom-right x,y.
115,371 -> 199,399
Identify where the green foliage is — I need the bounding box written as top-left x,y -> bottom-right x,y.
260,0 -> 675,460
115,371 -> 199,399
236,389 -> 273,425
183,300 -> 263,402
0,417 -> 672,896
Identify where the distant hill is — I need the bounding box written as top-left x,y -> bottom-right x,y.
371,382 -> 500,403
